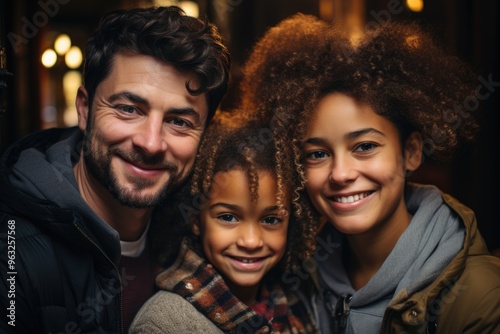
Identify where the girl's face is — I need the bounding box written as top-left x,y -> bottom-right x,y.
302,93 -> 422,238
195,169 -> 289,302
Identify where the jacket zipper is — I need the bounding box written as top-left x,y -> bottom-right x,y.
74,224 -> 124,334
380,308 -> 392,333
324,290 -> 352,333
335,294 -> 352,331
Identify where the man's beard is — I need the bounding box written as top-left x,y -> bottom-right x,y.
84,138 -> 183,208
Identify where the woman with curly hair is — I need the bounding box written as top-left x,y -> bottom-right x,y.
240,14 -> 500,334
130,113 -> 319,333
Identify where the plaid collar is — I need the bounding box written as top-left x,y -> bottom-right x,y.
156,238 -> 317,333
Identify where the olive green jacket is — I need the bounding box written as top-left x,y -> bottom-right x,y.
380,191 -> 500,333
309,188 -> 500,333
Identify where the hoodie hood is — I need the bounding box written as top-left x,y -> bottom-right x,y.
315,183 -> 465,334
0,127 -> 120,261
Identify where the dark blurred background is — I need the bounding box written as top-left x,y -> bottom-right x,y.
0,0 -> 498,253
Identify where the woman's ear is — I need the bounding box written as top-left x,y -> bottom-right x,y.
404,131 -> 423,173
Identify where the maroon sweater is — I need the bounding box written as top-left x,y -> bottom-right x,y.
119,245 -> 158,332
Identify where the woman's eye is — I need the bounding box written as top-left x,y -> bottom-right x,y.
355,142 -> 378,152
306,151 -> 329,160
262,216 -> 281,225
217,214 -> 238,223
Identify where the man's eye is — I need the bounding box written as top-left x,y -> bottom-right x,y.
169,118 -> 190,127
116,105 -> 138,114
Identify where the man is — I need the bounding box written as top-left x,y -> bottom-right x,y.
0,6 -> 230,333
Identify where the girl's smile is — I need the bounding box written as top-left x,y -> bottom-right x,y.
195,169 -> 289,304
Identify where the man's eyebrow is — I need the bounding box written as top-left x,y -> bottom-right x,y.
108,91 -> 149,106
167,107 -> 200,123
107,92 -> 201,122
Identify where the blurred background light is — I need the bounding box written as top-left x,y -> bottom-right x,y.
62,70 -> 81,126
41,49 -> 57,68
178,1 -> 199,17
406,0 -> 424,12
65,46 -> 83,69
54,34 -> 72,55
153,0 -> 199,17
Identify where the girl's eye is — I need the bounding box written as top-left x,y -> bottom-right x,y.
217,214 -> 238,223
306,151 -> 329,160
262,216 -> 281,225
355,142 -> 378,152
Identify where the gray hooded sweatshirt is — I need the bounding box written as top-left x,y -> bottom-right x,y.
313,184 -> 465,333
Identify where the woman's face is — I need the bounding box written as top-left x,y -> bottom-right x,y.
302,93 -> 421,237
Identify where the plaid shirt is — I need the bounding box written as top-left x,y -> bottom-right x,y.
156,238 -> 318,334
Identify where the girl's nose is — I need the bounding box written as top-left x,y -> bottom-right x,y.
236,223 -> 264,249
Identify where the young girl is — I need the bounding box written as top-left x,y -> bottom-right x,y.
130,114 -> 319,333
240,15 -> 500,334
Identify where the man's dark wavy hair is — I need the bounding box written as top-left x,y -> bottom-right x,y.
82,6 -> 230,121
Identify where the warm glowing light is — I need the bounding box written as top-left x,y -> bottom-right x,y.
41,49 -> 57,68
179,1 -> 199,17
63,70 -> 81,97
153,0 -> 199,17
63,70 -> 82,126
54,34 -> 72,55
406,0 -> 424,12
406,35 -> 421,49
153,0 -> 177,7
65,46 -> 83,69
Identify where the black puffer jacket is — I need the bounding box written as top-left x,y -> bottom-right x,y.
0,127 -> 124,333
